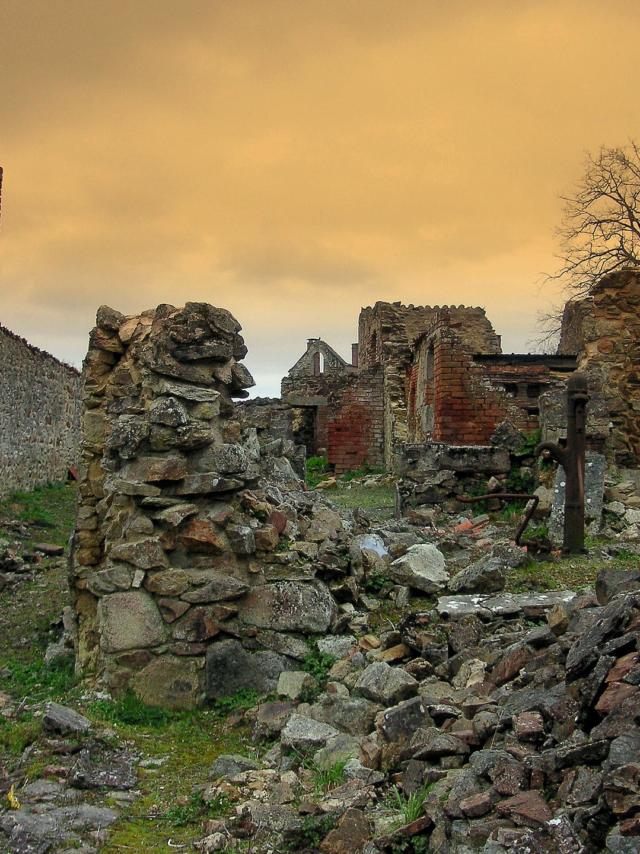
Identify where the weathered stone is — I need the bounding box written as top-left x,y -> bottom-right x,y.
239,581 -> 337,633
596,568 -> 640,605
281,714 -> 339,751
448,556 -> 506,594
389,544 -> 449,593
133,655 -> 201,709
209,754 -> 260,779
308,695 -> 379,737
181,572 -> 248,603
151,502 -> 199,527
277,670 -> 317,700
149,396 -> 189,427
409,726 -> 469,759
254,700 -> 295,739
495,790 -> 552,827
604,763 -> 640,815
319,808 -> 371,854
70,746 -> 138,790
156,597 -> 191,622
86,564 -> 134,595
205,639 -> 291,699
355,662 -> 418,706
226,525 -> 255,555
145,569 -> 190,596
317,635 -> 357,660
178,518 -> 226,554
254,524 -> 280,551
98,590 -> 166,652
43,703 -> 92,736
109,538 -> 168,569
305,507 -> 343,542
378,696 -> 431,744
123,455 -> 188,482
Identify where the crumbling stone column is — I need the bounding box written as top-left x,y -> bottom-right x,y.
72,303 -> 337,708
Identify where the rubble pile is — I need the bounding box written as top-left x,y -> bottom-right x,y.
195,570 -> 640,853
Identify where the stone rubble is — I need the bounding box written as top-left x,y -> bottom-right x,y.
189,568 -> 640,853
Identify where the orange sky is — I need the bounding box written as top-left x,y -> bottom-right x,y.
1,0 -> 640,395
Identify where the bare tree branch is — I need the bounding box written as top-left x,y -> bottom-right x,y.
547,142 -> 640,302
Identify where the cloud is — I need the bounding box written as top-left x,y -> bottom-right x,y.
1,0 -> 640,394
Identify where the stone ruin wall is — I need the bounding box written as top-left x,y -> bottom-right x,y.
0,323 -> 82,497
72,302 -> 347,709
407,313 -> 543,446
358,303 -> 502,467
543,268 -> 640,467
326,367 -> 385,473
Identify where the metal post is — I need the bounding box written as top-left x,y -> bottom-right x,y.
536,373 -> 589,553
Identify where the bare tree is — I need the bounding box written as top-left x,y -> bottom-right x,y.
549,140 -> 640,297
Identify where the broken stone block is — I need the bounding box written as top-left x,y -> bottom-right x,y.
280,714 -> 340,751
132,655 -> 201,709
355,662 -> 418,706
389,544 -> 449,593
205,639 -> 291,699
43,703 -> 92,737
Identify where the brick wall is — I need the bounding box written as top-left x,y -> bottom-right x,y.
327,368 -> 384,473
409,317 -> 537,446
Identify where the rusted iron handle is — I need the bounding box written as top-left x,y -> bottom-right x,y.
458,492 -> 540,546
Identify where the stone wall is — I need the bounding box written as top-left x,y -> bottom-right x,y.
407,314 -> 575,446
358,302 -> 502,467
549,268 -> 640,465
72,303 -> 352,709
0,323 -> 82,497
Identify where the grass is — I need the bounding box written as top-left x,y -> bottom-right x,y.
2,655 -> 77,703
310,757 -> 348,792
330,483 -> 396,521
505,545 -> 640,593
97,707 -> 254,851
0,715 -> 42,756
388,784 -> 430,825
0,481 -> 77,547
306,455 -> 331,488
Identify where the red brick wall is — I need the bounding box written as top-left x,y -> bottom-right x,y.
410,325 -> 539,445
327,368 -> 384,473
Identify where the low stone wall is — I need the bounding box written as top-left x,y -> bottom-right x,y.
0,324 -> 82,497
72,303 -> 351,708
395,442 -> 511,511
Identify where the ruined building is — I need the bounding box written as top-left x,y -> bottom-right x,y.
279,302 -> 577,478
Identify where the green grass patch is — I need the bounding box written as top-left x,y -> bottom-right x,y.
505,547 -> 640,594
310,757 -> 348,792
306,455 -> 331,488
211,687 -> 263,717
0,715 -> 42,756
388,783 -> 430,825
88,692 -> 175,727
301,646 -> 334,683
98,707 -> 254,852
2,655 -> 76,703
329,483 -> 396,521
0,482 -> 77,547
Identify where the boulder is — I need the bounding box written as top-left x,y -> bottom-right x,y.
389,544 -> 449,593
355,662 -> 418,705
